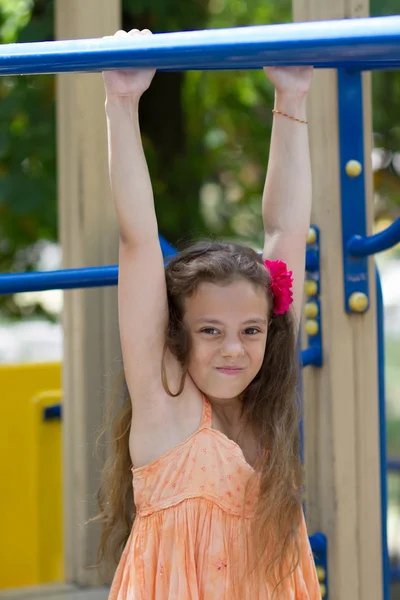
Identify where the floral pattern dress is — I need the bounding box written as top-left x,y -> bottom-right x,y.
108,396 -> 321,599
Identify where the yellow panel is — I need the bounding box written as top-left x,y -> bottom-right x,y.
0,363 -> 61,589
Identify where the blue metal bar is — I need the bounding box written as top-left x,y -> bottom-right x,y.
158,235 -> 178,258
347,217 -> 400,257
0,234 -> 177,294
0,265 -> 118,293
0,263 -> 322,295
0,17 -> 399,75
305,249 -> 318,273
301,347 -> 322,368
338,69 -> 370,314
303,226 -> 323,368
0,238 -> 316,295
376,266 -> 390,600
309,533 -> 328,598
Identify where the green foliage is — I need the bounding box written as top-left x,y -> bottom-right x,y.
136,0 -> 291,248
123,0 -> 209,31
0,0 -> 55,318
0,0 -> 33,42
370,0 -> 400,211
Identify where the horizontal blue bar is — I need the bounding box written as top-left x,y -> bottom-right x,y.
347,217 -> 400,257
0,234 -> 177,294
0,240 -> 316,294
0,17 -> 399,74
0,265 -> 322,295
0,265 -> 119,293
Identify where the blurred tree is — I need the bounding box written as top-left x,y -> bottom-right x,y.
123,0 -> 290,245
371,0 -> 400,213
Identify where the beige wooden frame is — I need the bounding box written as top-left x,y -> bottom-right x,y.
55,0 -> 121,586
293,1 -> 383,599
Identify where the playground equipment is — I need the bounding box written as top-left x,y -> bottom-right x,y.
0,11 -> 400,600
0,363 -> 62,589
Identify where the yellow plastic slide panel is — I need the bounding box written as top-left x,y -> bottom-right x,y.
0,363 -> 62,589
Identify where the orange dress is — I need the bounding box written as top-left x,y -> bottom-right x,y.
108,396 -> 321,599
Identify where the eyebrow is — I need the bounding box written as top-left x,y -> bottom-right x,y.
196,317 -> 267,326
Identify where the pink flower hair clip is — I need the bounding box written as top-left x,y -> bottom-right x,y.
264,259 -> 294,316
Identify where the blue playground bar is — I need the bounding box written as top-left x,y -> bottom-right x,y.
0,16 -> 399,74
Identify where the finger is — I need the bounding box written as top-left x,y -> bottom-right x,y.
114,30 -> 129,37
140,29 -> 153,35
128,29 -> 141,36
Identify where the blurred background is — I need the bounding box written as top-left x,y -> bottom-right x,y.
0,0 -> 399,591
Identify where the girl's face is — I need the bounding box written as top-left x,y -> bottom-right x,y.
183,279 -> 269,402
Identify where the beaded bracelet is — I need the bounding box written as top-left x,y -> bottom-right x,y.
272,109 -> 308,125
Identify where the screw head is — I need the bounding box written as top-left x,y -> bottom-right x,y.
348,292 -> 369,313
307,227 -> 317,244
304,280 -> 318,297
305,319 -> 319,336
304,302 -> 319,319
345,160 -> 362,178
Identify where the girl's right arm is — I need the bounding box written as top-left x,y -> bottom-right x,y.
104,30 -> 169,409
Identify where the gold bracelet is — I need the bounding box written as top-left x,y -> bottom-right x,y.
272,109 -> 308,125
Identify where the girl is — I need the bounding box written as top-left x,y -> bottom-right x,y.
98,28 -> 320,600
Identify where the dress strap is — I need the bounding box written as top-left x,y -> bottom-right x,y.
200,395 -> 212,428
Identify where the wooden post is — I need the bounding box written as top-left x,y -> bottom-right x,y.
55,0 -> 121,586
293,1 -> 383,599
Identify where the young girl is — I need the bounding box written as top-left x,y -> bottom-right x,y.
98,28 -> 320,600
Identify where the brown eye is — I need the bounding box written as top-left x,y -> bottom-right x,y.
200,328 -> 220,335
244,328 -> 260,335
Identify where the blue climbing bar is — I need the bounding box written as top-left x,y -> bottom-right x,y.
0,17 -> 399,75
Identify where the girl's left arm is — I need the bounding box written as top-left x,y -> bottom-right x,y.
262,66 -> 313,328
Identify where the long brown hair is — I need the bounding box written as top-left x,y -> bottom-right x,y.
95,240 -> 303,591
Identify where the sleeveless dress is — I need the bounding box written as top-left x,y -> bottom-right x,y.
108,396 -> 321,599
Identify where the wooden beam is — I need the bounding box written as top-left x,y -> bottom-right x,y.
55,0 -> 121,586
293,1 -> 383,599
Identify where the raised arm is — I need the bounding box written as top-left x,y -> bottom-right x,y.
103,30 -> 168,405
261,67 -> 313,327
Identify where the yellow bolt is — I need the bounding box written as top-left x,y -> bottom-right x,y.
305,319 -> 319,336
304,301 -> 318,319
307,227 -> 317,245
348,291 -> 369,313
320,583 -> 327,598
316,565 -> 326,582
345,159 -> 363,178
304,280 -> 318,297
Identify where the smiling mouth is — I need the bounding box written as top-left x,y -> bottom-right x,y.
216,367 -> 244,374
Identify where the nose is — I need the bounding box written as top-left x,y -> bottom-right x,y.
220,334 -> 244,358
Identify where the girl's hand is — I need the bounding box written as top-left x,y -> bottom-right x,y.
102,29 -> 156,99
263,66 -> 313,97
